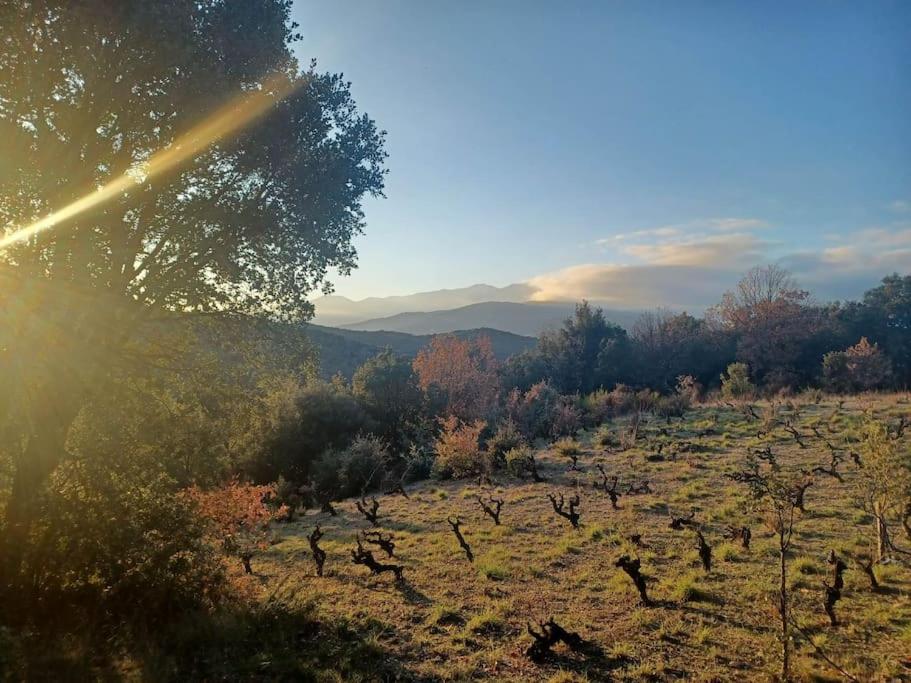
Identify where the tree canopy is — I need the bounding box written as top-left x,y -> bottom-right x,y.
0,0 -> 386,321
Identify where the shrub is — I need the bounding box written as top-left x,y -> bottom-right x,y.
486,419 -> 525,469
505,445 -> 539,479
675,374 -> 702,404
823,337 -> 893,393
244,381 -> 368,484
183,479 -> 280,579
504,381 -> 560,440
656,394 -> 689,422
594,424 -> 616,448
554,436 -> 581,457
310,435 -> 391,501
580,389 -> 614,426
272,476 -> 303,521
22,459 -> 226,628
721,362 -> 755,400
550,397 -> 582,437
432,416 -> 489,479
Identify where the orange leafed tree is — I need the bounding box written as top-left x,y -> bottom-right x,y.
413,335 -> 500,421
183,479 -> 282,577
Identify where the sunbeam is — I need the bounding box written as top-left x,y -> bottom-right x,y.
0,72 -> 301,252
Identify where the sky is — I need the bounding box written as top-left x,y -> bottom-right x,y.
292,1 -> 911,307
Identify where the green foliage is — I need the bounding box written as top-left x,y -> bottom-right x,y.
352,349 -> 425,449
505,445 -> 538,479
504,380 -> 560,440
310,435 -> 391,501
21,456 -> 225,629
721,362 -> 755,400
822,337 -> 893,393
246,381 -> 368,483
554,437 -> 582,457
485,419 -> 525,469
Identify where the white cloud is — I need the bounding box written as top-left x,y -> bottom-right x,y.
623,232 -> 766,267
889,200 -> 910,213
529,224 -> 910,309
596,217 -> 768,247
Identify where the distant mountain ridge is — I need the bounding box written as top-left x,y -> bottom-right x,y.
302,323 -> 536,379
313,283 -> 535,327
341,301 -> 643,337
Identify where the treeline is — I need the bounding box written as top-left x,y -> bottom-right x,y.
506,266 -> 909,396
240,266 -> 910,506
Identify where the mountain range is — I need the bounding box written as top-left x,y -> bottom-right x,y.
312,283 -> 643,337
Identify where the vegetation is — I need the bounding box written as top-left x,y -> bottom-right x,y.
1,2 -> 910,681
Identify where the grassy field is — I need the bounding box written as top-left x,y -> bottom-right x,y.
253,395 -> 911,681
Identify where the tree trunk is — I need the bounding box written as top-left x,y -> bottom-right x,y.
779,543 -> 789,682
874,501 -> 891,562
1,399 -> 78,594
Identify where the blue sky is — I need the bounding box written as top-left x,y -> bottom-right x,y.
292,1 -> 910,306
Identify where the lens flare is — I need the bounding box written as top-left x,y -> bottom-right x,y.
0,72 -> 300,252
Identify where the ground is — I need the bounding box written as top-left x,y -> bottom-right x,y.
255,395 -> 911,682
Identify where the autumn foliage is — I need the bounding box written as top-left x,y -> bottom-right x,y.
432,415 -> 489,479
413,334 -> 500,421
183,479 -> 282,580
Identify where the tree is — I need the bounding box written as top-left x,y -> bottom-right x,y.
353,349 -> 425,451
631,310 -> 732,390
822,337 -> 893,393
721,362 -> 755,400
841,274 -> 911,386
710,265 -> 819,389
855,420 -> 911,561
537,301 -> 630,393
0,0 -> 386,580
413,335 -> 499,421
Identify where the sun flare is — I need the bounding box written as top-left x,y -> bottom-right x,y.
0,72 -> 300,252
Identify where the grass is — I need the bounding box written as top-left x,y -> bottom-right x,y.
247,395 -> 911,682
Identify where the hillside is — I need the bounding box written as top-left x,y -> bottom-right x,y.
342,301 -> 643,337
251,396 -> 911,681
312,283 -> 536,327
303,323 -> 537,379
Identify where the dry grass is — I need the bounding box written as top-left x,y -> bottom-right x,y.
254,394 -> 911,681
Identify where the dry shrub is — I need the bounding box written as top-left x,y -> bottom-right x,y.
432,416 -> 489,479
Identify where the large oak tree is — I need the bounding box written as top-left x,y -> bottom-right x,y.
0,1 -> 386,581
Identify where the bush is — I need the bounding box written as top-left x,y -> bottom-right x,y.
554,436 -> 581,457
19,457 -> 226,630
594,424 -> 616,448
550,397 -> 582,437
675,375 -> 702,403
310,435 -> 391,501
244,381 -> 368,484
721,362 -> 755,400
184,479 -> 281,580
823,337 -> 893,393
505,445 -> 539,479
432,416 -> 489,479
272,476 -> 303,521
656,394 -> 689,422
580,389 -> 613,426
504,381 -> 560,440
485,419 -> 525,469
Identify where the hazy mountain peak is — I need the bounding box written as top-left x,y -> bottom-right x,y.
312,282 -> 537,327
